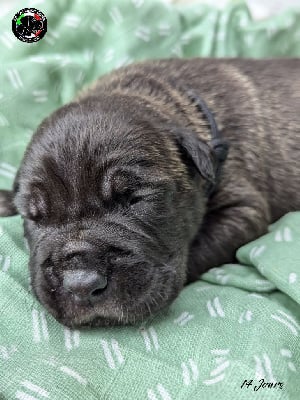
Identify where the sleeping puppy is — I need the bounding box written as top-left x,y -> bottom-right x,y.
0,58 -> 299,327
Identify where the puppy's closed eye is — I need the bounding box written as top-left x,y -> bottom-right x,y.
112,188 -> 144,208
115,186 -> 164,208
128,195 -> 144,206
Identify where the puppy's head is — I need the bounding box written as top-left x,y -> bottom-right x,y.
0,94 -> 218,327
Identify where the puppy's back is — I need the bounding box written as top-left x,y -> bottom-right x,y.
99,58 -> 300,219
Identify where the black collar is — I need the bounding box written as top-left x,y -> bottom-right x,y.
187,89 -> 229,196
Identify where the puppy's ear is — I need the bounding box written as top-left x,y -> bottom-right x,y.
171,127 -> 229,196
14,184 -> 49,221
0,190 -> 18,217
172,128 -> 217,184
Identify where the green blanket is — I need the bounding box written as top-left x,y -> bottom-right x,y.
0,1 -> 300,399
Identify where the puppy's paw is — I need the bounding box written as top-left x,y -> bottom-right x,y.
0,190 -> 18,217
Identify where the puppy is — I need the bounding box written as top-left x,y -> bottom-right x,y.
0,58 -> 299,327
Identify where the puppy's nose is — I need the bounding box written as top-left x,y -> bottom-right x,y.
63,270 -> 107,302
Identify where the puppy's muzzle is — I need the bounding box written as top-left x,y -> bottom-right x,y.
43,239 -> 130,305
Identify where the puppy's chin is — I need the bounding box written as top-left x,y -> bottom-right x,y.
58,297 -> 175,328
37,289 -> 181,328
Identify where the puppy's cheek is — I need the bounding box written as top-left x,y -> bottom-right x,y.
172,249 -> 189,281
29,258 -> 59,315
29,261 -> 44,300
0,190 -> 18,216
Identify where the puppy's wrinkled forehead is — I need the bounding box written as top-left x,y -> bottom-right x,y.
15,95 -> 182,221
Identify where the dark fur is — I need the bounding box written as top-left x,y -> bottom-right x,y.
0,58 -> 299,327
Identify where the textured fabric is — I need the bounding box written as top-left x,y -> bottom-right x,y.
0,0 -> 300,399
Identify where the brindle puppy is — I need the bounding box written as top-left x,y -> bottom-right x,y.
0,58 -> 299,327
